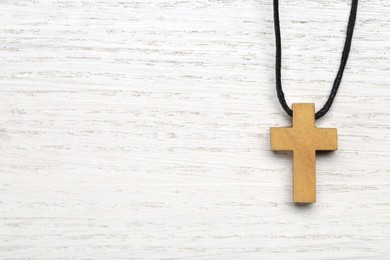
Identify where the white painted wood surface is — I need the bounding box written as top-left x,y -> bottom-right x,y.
1,0 -> 389,259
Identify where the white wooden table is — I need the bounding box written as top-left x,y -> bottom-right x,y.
1,0 -> 389,259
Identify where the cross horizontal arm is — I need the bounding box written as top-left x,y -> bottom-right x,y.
270,127 -> 294,151
314,128 -> 338,151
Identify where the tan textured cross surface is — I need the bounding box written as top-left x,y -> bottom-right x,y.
270,103 -> 337,203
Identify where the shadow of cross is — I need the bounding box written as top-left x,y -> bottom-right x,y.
270,103 -> 337,204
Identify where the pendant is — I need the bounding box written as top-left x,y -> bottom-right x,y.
270,103 -> 337,203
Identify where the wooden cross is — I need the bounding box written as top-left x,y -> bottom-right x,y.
270,103 -> 337,203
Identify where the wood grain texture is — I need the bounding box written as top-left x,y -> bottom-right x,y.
0,0 -> 389,259
271,103 -> 337,203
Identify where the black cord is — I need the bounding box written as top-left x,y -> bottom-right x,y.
273,0 -> 358,120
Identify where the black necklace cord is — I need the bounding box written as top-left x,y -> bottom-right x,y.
273,0 -> 358,120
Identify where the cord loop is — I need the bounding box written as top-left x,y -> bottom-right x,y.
273,0 -> 358,120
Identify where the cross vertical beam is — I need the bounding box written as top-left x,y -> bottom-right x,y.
270,103 -> 337,203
